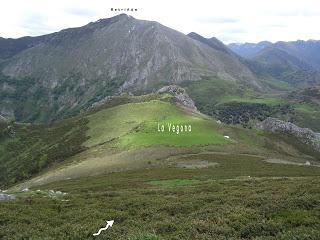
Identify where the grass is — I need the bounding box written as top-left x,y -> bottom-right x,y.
293,103 -> 319,113
85,100 -> 229,148
260,78 -> 294,91
220,94 -> 283,105
1,93 -> 320,239
0,94 -> 229,188
1,152 -> 320,239
2,92 -> 319,190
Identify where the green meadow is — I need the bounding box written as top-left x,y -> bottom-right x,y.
85,100 -> 229,149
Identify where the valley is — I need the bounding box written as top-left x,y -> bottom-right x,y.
0,13 -> 319,240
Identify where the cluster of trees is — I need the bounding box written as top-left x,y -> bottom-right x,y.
213,102 -> 293,127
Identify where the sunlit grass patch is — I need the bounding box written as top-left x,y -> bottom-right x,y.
148,179 -> 201,188
86,100 -> 230,148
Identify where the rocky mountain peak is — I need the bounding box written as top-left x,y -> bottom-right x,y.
89,14 -> 133,27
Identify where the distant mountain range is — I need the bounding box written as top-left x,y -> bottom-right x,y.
229,40 -> 320,88
229,40 -> 320,70
228,41 -> 272,58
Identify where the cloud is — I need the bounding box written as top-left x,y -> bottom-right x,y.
65,7 -> 98,17
18,13 -> 57,36
268,9 -> 320,17
223,28 -> 246,34
1,0 -> 320,43
196,17 -> 239,24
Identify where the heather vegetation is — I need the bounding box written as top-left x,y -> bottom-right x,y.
0,118 -> 88,187
1,153 -> 319,239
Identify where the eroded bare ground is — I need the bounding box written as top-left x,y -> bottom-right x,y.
173,160 -> 219,169
264,158 -> 320,167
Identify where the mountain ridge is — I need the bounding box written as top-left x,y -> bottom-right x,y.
0,14 -> 259,123
229,40 -> 320,88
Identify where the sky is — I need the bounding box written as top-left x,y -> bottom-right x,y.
0,0 -> 320,43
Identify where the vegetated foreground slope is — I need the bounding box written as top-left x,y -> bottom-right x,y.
1,154 -> 320,239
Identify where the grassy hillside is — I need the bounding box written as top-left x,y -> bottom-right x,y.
2,92 -> 319,188
0,93 -> 230,188
1,93 -> 320,239
86,100 -> 229,148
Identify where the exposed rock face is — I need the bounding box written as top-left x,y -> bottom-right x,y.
257,117 -> 320,152
157,85 -> 197,111
0,14 -> 259,123
0,193 -> 15,201
0,114 -> 7,122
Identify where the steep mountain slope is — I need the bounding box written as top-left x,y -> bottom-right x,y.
272,40 -> 320,70
0,14 -> 258,123
250,47 -> 320,87
220,39 -> 320,90
228,40 -> 320,69
0,36 -> 44,60
229,40 -> 320,88
228,41 -> 272,58
188,32 -> 233,54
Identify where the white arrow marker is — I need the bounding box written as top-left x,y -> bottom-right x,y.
93,220 -> 114,236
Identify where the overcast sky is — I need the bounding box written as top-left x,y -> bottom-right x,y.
1,0 -> 320,43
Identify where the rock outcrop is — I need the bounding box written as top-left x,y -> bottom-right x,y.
257,117 -> 320,152
157,85 -> 197,111
0,193 -> 15,201
0,114 -> 7,122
